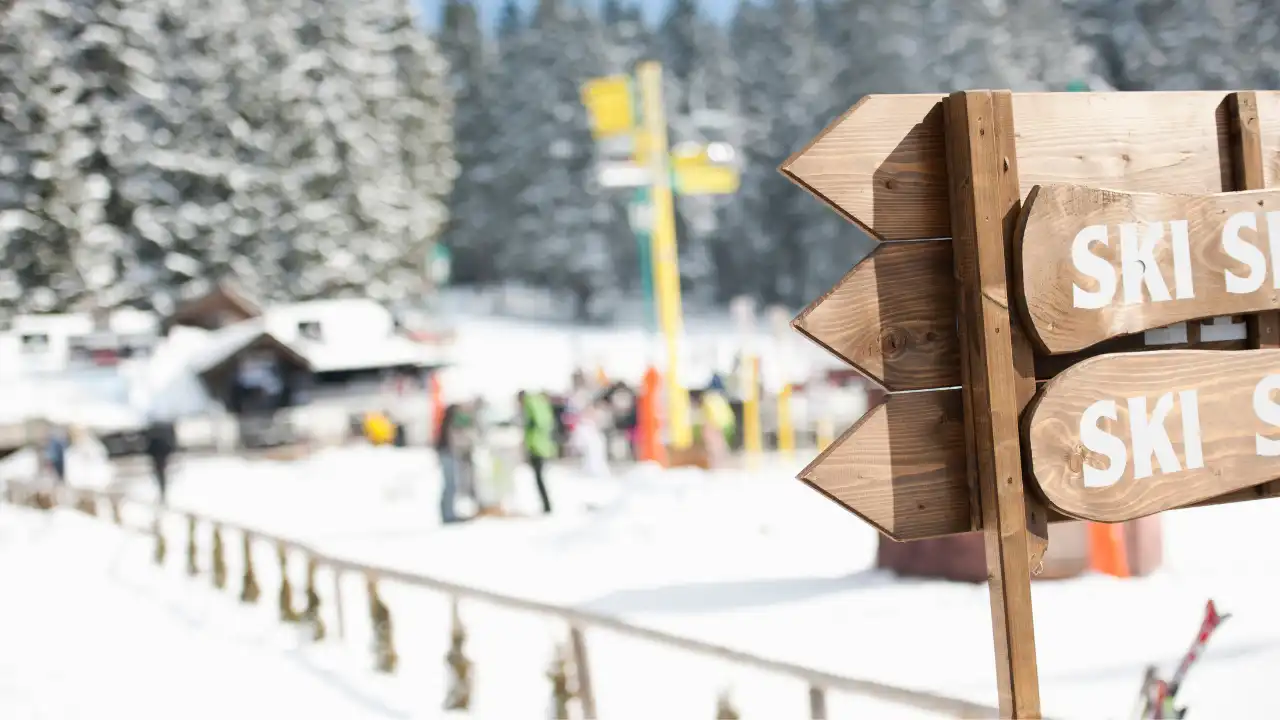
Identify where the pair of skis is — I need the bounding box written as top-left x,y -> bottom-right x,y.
1131,600 -> 1231,720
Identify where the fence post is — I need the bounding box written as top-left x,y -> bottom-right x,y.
332,569 -> 346,640
548,641 -> 573,719
444,598 -> 472,711
75,491 -> 97,517
302,556 -> 326,641
807,685 -> 827,719
153,513 -> 167,565
367,575 -> 397,673
185,515 -> 199,577
211,524 -> 227,590
240,532 -> 260,604
277,543 -> 299,622
715,688 -> 741,719
569,625 -> 597,720
109,495 -> 122,525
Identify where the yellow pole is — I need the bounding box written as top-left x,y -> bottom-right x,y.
816,418 -> 834,451
743,356 -> 762,457
637,61 -> 692,450
777,383 -> 795,456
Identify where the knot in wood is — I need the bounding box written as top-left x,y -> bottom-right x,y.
879,326 -> 909,359
1068,443 -> 1088,477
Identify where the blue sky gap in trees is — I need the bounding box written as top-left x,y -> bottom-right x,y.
417,0 -> 738,30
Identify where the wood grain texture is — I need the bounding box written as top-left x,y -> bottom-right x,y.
945,90 -> 1041,718
1018,183 -> 1280,354
795,243 -> 1249,390
791,240 -> 960,391
1229,91 -> 1280,503
782,91 -> 1276,242
1026,349 -> 1280,523
797,389 -> 970,541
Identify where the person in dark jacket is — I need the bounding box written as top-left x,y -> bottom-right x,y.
145,420 -> 177,505
44,424 -> 69,486
435,402 -> 476,524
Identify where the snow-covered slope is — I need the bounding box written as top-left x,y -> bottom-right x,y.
110,446 -> 1280,719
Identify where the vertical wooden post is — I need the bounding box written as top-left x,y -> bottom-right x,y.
1229,92 -> 1280,502
332,569 -> 346,640
1228,92 -> 1277,345
569,625 -> 597,719
807,685 -> 827,720
944,90 -> 1042,718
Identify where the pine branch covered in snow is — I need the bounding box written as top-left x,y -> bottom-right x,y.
0,0 -> 454,312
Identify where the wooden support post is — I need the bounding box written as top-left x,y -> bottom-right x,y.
569,625 -> 597,720
807,685 -> 827,720
332,569 -> 346,641
944,90 -> 1041,717
1228,92 -> 1278,347
1229,91 -> 1280,502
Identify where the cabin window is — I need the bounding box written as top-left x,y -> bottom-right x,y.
298,320 -> 323,341
20,333 -> 49,353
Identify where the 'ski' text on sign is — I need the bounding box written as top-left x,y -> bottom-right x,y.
1025,349 -> 1280,522
1018,184 -> 1280,354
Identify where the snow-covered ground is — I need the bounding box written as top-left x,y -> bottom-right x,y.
31,445 -> 1278,719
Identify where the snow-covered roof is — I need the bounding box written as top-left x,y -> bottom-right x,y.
11,313 -> 94,336
262,298 -> 446,372
302,334 -> 450,374
186,319 -> 306,376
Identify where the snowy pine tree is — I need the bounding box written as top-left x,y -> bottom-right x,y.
440,0 -> 506,286
0,0 -> 453,311
497,0 -> 629,320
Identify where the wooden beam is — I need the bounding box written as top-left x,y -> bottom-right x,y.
1230,92 -> 1280,507
783,91 -> 1280,242
945,90 -> 1042,717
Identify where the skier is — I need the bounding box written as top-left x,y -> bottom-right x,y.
43,423 -> 69,489
517,390 -> 556,514
144,419 -> 177,505
435,400 -> 474,524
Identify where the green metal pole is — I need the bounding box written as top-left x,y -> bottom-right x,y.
632,187 -> 656,332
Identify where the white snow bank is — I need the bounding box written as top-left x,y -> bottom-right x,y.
146,447 -> 1280,719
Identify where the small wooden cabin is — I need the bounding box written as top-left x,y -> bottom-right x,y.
189,321 -> 313,414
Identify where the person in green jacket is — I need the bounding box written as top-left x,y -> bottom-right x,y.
517,390 -> 556,514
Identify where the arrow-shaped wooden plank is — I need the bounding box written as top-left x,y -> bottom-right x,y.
1018,183 -> 1280,355
792,240 -> 960,392
806,373 -> 1280,540
799,389 -> 971,540
1026,349 -> 1280,522
782,91 -> 1280,243
793,239 -> 1251,392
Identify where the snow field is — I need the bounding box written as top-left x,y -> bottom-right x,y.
13,442 -> 1280,718
132,446 -> 1280,719
11,500 -> 961,719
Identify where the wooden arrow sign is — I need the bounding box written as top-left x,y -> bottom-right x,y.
792,240 -> 960,392
1026,349 -> 1280,522
798,389 -> 971,540
782,91 -> 1280,242
1019,184 -> 1280,354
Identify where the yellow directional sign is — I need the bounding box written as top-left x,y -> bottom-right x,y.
674,165 -> 739,195
580,76 -> 634,139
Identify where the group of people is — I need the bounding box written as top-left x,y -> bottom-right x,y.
434,389 -> 558,524
40,419 -> 177,503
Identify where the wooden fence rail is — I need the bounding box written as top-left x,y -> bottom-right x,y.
3,482 -> 1001,719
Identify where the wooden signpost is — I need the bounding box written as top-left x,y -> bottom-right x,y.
783,90 -> 1280,718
